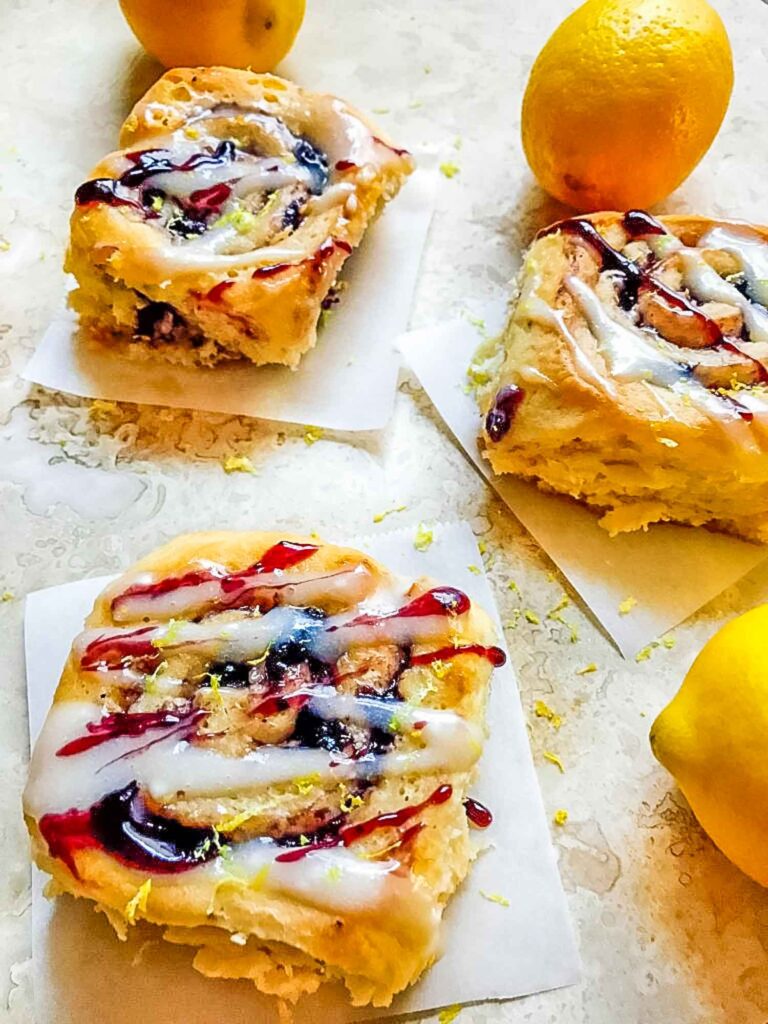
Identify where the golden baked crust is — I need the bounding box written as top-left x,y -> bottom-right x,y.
65,68 -> 414,368
478,211 -> 768,542
24,531 -> 504,1011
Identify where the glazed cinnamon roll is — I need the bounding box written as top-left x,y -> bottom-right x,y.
65,68 -> 414,368
24,532 -> 504,1010
478,211 -> 768,542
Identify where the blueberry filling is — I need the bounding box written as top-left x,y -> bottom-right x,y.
208,660 -> 253,688
485,384 -> 525,442
135,301 -> 187,342
90,782 -> 218,873
282,197 -> 303,231
291,707 -> 396,758
293,137 -> 329,195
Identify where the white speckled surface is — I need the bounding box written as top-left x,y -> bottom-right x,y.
3,1 -> 768,1021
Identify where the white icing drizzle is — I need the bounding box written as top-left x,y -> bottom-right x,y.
111,564 -> 376,623
24,696 -> 481,816
564,276 -> 685,387
521,291 -> 616,396
678,250 -> 768,344
699,225 -> 768,308
200,844 -> 429,920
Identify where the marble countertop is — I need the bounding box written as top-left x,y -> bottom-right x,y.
2,1 -> 768,1021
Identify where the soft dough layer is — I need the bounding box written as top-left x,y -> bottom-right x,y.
66,68 -> 414,368
24,531 -> 504,1011
478,212 -> 768,543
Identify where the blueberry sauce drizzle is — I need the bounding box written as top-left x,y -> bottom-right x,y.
410,644 -> 507,668
251,238 -> 353,280
80,625 -> 160,672
463,797 -> 493,829
621,210 -> 667,238
333,587 -> 471,631
56,708 -> 206,757
274,783 -> 453,862
485,384 -> 525,443
111,540 -> 318,614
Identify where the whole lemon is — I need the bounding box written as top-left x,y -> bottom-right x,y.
118,0 -> 306,71
521,0 -> 734,210
651,606 -> 768,886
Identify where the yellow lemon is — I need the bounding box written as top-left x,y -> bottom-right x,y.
521,0 -> 734,210
651,605 -> 768,886
119,0 -> 306,71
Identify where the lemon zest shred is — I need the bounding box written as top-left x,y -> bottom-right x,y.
89,399 -> 120,415
543,751 -> 565,773
553,809 -> 569,826
304,426 -> 324,445
217,810 -> 253,834
250,864 -> 270,891
152,618 -> 182,649
439,1006 -> 462,1024
338,784 -> 364,813
414,522 -> 434,551
576,663 -> 597,675
523,609 -> 540,625
293,773 -> 321,796
246,643 -> 271,667
618,596 -> 637,616
439,161 -> 460,179
223,454 -> 256,474
467,563 -> 481,575
373,504 -> 407,523
1,590 -> 14,602
534,700 -> 562,729
480,890 -> 510,907
326,865 -> 343,883
125,879 -> 152,925
143,660 -> 168,695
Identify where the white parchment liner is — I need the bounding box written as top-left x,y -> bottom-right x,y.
25,521 -> 579,1024
399,305 -> 768,657
22,169 -> 434,432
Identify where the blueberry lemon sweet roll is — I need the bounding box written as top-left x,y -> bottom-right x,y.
479,212 -> 768,542
24,532 -> 504,1010
66,68 -> 413,368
